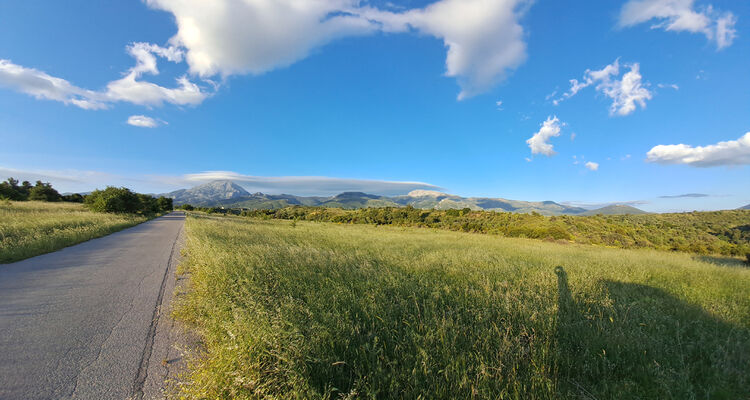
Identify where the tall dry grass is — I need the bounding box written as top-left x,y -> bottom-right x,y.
0,201 -> 148,263
174,215 -> 750,399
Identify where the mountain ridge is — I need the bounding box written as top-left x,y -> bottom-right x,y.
163,180 -> 647,215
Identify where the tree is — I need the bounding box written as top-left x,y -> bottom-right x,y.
28,181 -> 61,202
85,187 -> 143,213
157,196 -> 173,212
18,181 -> 32,199
0,178 -> 25,200
62,193 -> 84,203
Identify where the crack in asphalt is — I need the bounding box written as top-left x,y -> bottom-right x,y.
70,259 -> 154,398
132,223 -> 183,400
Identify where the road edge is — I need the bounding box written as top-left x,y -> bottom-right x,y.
140,214 -> 198,399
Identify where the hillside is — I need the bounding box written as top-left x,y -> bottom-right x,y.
165,180 -> 249,206
581,204 -> 649,215
740,204 -> 750,210
244,207 -> 750,256
168,181 -> 644,215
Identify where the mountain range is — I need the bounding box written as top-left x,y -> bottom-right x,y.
163,180 -> 648,216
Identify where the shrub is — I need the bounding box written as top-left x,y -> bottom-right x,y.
62,193 -> 85,203
157,196 -> 173,212
28,181 -> 61,202
85,187 -> 144,214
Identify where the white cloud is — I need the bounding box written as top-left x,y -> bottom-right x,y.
145,0 -> 378,77
585,161 -> 599,171
127,115 -> 164,128
554,59 -> 653,116
619,0 -> 737,49
364,0 -> 529,100
178,171 -> 441,196
0,59 -> 107,110
3,1 -> 530,109
646,132 -> 750,167
145,0 -> 529,100
657,83 -> 679,90
0,167 -> 443,196
526,116 -> 561,156
0,43 -> 209,109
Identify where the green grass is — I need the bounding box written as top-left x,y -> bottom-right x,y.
0,201 -> 149,263
175,215 -> 750,399
243,207 -> 750,256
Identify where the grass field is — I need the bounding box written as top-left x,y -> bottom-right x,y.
0,201 -> 149,263
174,214 -> 750,399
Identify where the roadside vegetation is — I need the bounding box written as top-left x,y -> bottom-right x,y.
174,215 -> 750,399
0,178 -> 174,263
0,201 -> 149,263
242,206 -> 750,257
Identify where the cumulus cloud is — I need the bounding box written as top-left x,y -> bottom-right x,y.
0,43 -> 209,110
3,0 -> 530,109
526,116 -> 561,156
646,132 -> 750,167
585,161 -> 599,171
144,0 -> 529,100
619,0 -> 737,49
127,115 -> 164,128
362,0 -> 529,100
145,0 -> 378,77
554,59 -> 653,116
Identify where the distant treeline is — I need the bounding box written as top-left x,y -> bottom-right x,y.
0,177 -> 173,214
0,177 -> 83,202
242,206 -> 750,256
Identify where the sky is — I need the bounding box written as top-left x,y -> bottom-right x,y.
0,0 -> 748,212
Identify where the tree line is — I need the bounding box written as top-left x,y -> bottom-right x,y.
242,206 -> 750,257
0,177 -> 173,214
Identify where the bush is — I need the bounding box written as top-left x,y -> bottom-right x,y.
0,178 -> 32,200
62,193 -> 84,203
85,187 -> 144,213
157,196 -> 173,212
28,181 -> 61,202
84,187 -> 175,214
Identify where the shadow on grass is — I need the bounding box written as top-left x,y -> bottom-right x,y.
555,266 -> 750,399
693,255 -> 748,268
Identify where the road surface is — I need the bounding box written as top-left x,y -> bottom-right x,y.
0,212 -> 185,399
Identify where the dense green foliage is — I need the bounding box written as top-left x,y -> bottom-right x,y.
242,206 -> 750,256
175,216 -> 750,399
0,177 -> 65,202
0,201 -> 149,263
84,186 -> 172,214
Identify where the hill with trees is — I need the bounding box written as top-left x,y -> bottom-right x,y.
163,181 -> 646,215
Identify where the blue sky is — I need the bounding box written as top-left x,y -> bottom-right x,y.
0,0 -> 748,212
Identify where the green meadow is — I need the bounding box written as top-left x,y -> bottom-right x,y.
0,201 -> 148,263
174,214 -> 750,399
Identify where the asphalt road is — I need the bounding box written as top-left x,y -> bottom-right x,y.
0,212 -> 185,400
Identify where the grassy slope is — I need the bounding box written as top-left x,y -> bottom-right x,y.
245,207 -> 750,256
0,201 -> 149,263
175,215 -> 750,399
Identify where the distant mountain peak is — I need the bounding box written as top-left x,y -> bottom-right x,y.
407,190 -> 448,197
164,180 -> 250,205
